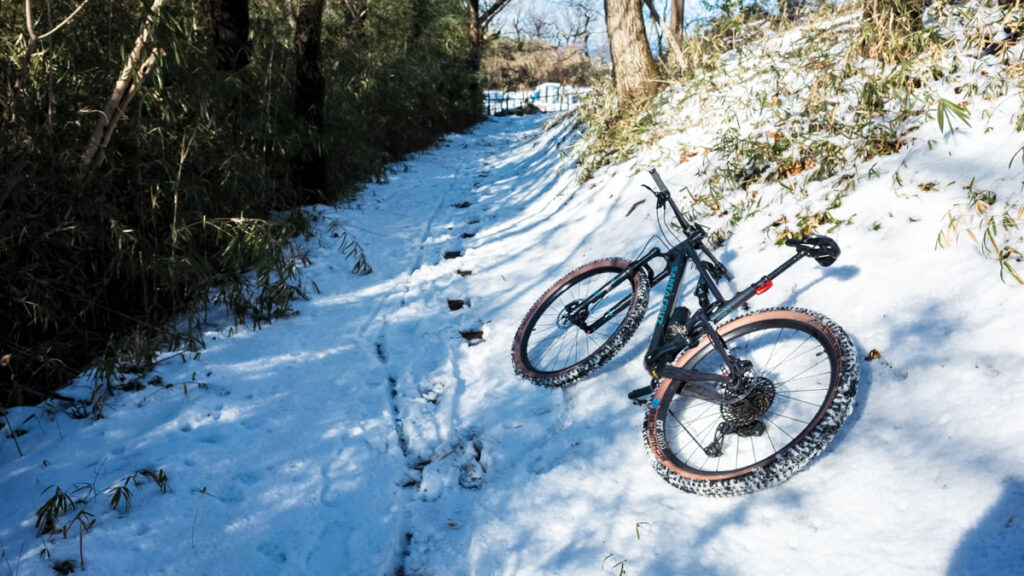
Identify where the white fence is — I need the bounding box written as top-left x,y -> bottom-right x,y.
484,85 -> 591,116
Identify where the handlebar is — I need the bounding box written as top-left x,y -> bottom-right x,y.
648,167 -> 735,281
648,167 -> 670,194
646,167 -> 693,234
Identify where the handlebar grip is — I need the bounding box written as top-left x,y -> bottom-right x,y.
648,168 -> 670,194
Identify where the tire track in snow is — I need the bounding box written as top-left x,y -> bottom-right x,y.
365,139 -> 490,574
353,120 -> 558,573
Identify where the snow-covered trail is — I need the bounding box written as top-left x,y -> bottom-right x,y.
0,115 -> 602,575
2,111 -> 1024,576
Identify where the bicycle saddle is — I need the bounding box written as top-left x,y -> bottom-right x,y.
785,234 -> 840,267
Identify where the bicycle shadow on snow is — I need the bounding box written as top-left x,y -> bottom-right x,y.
768,263 -> 861,307
946,477 -> 1024,576
630,294 -> 967,572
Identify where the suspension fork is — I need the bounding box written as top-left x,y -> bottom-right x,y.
566,248 -> 662,333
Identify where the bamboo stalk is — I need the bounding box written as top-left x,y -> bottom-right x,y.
80,0 -> 165,170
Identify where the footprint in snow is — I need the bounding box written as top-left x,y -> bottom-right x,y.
447,298 -> 470,311
459,329 -> 484,346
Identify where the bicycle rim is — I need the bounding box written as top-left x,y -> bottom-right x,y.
645,308 -> 857,494
520,265 -> 638,375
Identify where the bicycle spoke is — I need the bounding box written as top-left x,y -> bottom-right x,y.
658,318 -> 841,475
762,332 -> 816,376
757,327 -> 787,379
764,409 -> 810,427
764,414 -> 799,442
773,392 -> 826,407
777,385 -> 829,394
667,407 -> 706,454
522,267 -> 638,375
772,359 -> 829,388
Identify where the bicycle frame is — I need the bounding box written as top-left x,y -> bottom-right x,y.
567,169 -> 811,404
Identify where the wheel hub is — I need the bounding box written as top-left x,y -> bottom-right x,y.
557,301 -> 588,329
556,308 -> 573,329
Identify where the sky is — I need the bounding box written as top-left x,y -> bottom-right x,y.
493,0 -> 716,58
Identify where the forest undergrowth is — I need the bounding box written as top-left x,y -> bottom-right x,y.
1,0 -> 479,408
575,0 -> 1023,275
3,0 -> 1022,414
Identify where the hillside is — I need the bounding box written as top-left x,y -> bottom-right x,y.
2,3 -> 1023,575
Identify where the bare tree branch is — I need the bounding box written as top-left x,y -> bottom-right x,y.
36,0 -> 91,40
479,0 -> 513,29
642,0 -> 685,68
9,0 -> 90,115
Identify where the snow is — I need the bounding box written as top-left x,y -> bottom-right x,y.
4,9 -> 1024,576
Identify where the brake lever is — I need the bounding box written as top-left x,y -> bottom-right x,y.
642,184 -> 667,209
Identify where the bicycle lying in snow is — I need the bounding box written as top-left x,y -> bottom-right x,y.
511,168 -> 859,496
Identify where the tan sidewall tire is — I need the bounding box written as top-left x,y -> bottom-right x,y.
643,307 -> 859,496
512,258 -> 650,387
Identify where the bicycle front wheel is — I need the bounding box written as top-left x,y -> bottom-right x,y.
643,307 -> 858,496
512,258 -> 650,387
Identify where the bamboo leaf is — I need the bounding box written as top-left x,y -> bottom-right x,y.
937,98 -> 971,134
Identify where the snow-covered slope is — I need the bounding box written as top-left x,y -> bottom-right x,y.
3,7 -> 1024,576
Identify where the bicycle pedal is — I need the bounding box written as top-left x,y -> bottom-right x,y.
627,386 -> 654,403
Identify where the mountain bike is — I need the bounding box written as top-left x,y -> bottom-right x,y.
511,168 -> 859,496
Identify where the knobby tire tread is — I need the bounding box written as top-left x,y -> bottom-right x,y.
512,258 -> 650,387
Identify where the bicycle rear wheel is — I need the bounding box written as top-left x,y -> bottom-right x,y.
643,307 -> 858,496
512,258 -> 650,387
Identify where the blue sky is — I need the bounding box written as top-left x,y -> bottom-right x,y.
492,0 -> 717,57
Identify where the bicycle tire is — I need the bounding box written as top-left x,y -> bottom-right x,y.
643,307 -> 858,496
512,258 -> 650,387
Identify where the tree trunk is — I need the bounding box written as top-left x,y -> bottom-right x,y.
468,0 -> 483,112
642,0 -> 685,70
209,0 -> 250,71
294,0 -> 326,202
604,0 -> 658,104
466,0 -> 512,122
669,0 -> 684,38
